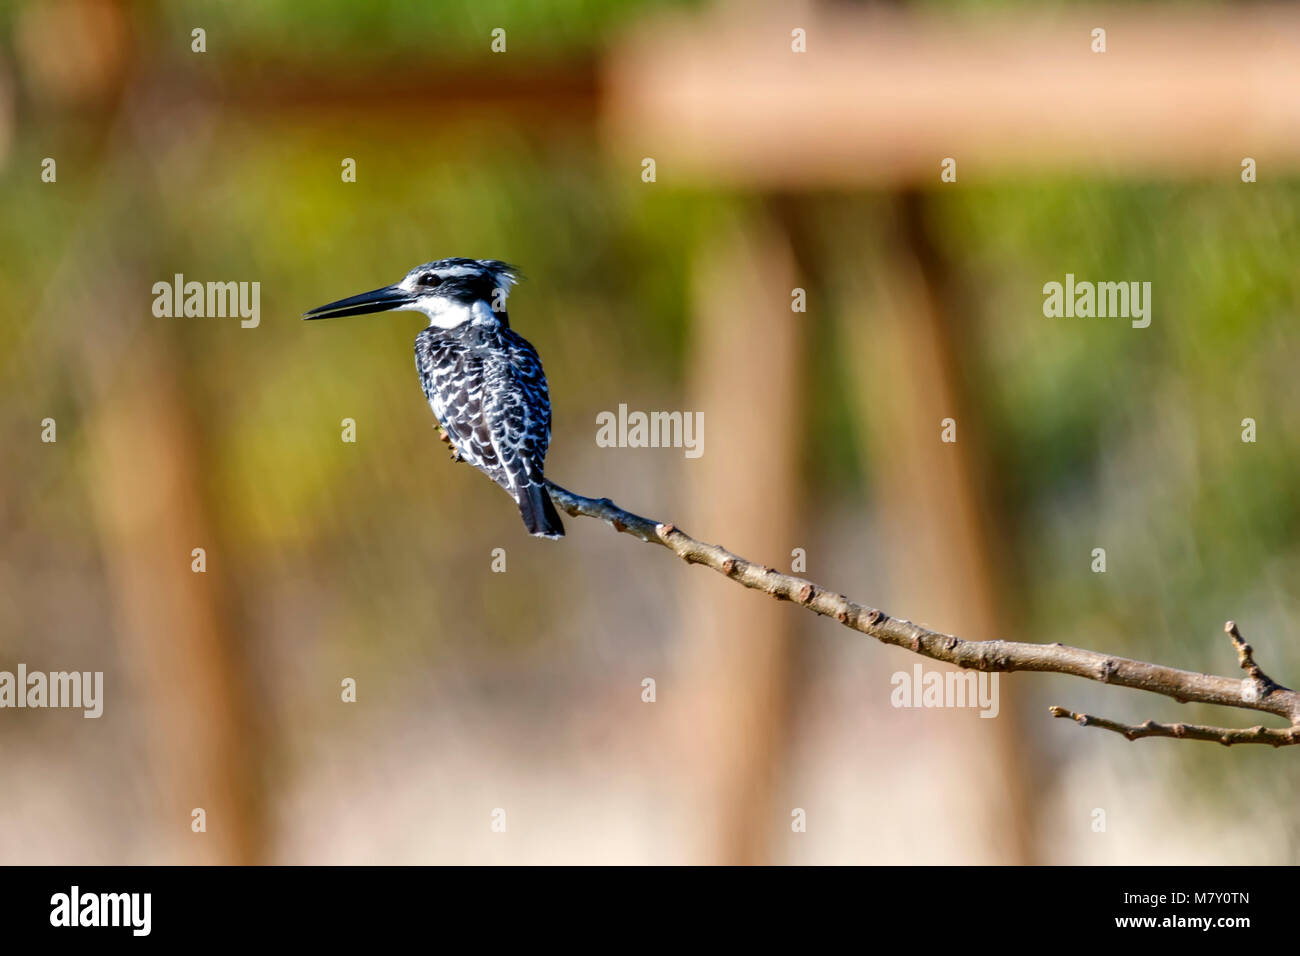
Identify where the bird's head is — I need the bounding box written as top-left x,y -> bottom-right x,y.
304,258 -> 519,328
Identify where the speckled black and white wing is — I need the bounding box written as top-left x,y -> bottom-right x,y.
414,326 -> 563,538
490,327 -> 553,484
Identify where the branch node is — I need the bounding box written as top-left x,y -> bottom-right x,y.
1225,620 -> 1284,699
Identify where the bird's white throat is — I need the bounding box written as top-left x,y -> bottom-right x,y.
407,297 -> 501,330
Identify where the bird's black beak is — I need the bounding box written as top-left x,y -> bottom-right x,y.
303,284 -> 416,320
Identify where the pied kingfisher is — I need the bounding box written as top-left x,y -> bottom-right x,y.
305,258 -> 564,539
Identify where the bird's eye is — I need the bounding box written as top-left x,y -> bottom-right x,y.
418,273 -> 442,287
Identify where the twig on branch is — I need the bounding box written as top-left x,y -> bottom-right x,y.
1045,708 -> 1296,747
546,482 -> 1300,747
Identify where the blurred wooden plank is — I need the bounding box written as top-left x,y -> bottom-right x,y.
604,5 -> 1300,184
215,62 -> 598,125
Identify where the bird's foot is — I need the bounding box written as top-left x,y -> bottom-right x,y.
435,425 -> 464,462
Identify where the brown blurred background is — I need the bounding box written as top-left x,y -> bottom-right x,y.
2,0 -> 1299,864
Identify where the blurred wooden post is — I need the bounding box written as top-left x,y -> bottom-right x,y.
78,283 -> 264,865
12,0 -> 264,864
839,194 -> 1038,863
674,208 -> 804,864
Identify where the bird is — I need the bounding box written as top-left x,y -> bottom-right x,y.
304,257 -> 564,539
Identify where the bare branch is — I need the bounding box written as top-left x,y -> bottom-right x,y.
1046,707 -> 1297,747
546,481 -> 1300,747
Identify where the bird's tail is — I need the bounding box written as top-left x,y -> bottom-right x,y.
517,482 -> 564,539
